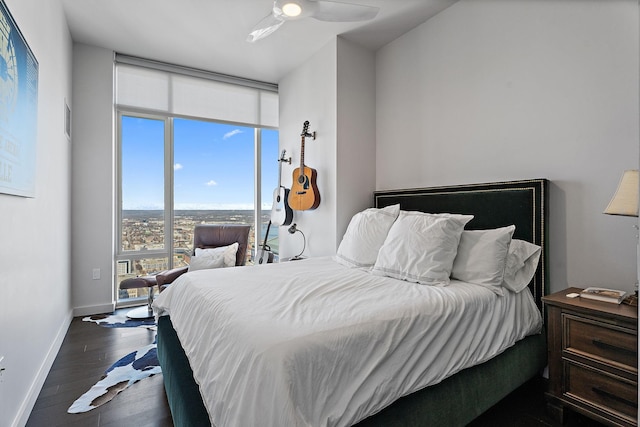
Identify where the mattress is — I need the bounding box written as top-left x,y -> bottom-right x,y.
153,256 -> 542,427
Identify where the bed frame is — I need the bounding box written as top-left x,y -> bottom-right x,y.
157,178 -> 549,427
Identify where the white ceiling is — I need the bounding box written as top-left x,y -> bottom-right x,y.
60,0 -> 457,84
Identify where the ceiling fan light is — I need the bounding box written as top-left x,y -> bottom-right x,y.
282,2 -> 302,17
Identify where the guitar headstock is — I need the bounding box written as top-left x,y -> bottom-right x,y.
301,120 -> 310,137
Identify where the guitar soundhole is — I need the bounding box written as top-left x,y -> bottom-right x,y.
298,175 -> 305,184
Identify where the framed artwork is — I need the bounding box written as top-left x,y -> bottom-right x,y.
0,0 -> 38,198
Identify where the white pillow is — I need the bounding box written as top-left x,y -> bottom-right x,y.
502,239 -> 541,293
335,204 -> 400,269
189,242 -> 239,272
372,211 -> 473,286
451,225 -> 516,295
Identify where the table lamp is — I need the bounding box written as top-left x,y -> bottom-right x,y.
604,169 -> 639,295
604,170 -> 639,217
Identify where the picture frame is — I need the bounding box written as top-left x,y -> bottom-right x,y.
0,0 -> 39,198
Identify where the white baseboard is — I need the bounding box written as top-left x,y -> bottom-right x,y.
73,302 -> 116,317
13,310 -> 73,427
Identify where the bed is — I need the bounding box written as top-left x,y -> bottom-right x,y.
154,178 -> 549,427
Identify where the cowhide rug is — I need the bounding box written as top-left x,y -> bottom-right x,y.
82,311 -> 155,328
69,311 -> 160,413
68,340 -> 161,413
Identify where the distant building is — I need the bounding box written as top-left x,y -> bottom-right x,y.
116,259 -> 131,276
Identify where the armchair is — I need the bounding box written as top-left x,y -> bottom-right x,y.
156,224 -> 251,292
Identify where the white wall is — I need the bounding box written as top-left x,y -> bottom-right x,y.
0,0 -> 73,425
279,39 -> 338,258
278,37 -> 376,257
70,44 -> 115,316
376,0 -> 639,294
336,38 -> 376,244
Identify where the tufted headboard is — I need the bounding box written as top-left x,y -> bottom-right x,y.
374,179 -> 548,312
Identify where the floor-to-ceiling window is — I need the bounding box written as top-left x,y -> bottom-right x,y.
117,115 -> 169,304
114,56 -> 278,306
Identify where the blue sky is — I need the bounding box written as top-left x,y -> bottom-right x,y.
121,116 -> 279,210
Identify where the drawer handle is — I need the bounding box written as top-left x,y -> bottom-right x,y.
592,339 -> 637,356
592,387 -> 636,408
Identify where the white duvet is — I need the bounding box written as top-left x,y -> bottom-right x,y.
153,256 -> 542,427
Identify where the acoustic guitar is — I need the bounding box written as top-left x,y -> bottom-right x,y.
270,149 -> 293,226
288,121 -> 320,211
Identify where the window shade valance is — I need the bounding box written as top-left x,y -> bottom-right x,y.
115,56 -> 279,128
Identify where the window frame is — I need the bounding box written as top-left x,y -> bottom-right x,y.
115,108 -> 275,307
115,110 -> 173,267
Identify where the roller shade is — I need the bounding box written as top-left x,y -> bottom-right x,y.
115,57 -> 278,128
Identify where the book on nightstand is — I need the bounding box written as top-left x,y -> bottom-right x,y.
579,287 -> 628,304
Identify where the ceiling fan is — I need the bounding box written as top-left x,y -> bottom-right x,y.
247,0 -> 380,42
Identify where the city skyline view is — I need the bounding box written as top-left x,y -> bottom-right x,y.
118,208 -> 277,303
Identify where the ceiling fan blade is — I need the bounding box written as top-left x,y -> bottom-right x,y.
247,13 -> 285,42
311,0 -> 379,22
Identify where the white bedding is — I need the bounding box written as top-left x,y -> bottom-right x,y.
153,256 -> 542,427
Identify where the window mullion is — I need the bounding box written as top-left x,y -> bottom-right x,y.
115,110 -> 124,263
166,117 -> 174,268
254,128 -> 262,263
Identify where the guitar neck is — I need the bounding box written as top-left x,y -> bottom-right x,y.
277,150 -> 285,187
298,120 -> 309,175
299,136 -> 305,173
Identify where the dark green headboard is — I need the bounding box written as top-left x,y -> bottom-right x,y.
374,179 -> 548,312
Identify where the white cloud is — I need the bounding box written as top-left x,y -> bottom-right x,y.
223,129 -> 242,140
205,180 -> 217,186
174,163 -> 183,170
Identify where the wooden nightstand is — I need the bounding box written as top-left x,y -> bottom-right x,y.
543,287 -> 638,426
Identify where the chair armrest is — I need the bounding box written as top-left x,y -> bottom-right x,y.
156,266 -> 189,290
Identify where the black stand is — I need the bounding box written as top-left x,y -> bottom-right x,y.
257,221 -> 274,264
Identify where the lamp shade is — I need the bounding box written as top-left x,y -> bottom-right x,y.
604,170 -> 639,217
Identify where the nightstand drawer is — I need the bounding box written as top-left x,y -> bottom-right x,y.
545,288 -> 638,426
565,362 -> 638,422
564,314 -> 637,371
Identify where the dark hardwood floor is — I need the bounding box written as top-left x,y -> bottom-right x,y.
26,310 -> 605,427
26,310 -> 172,427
